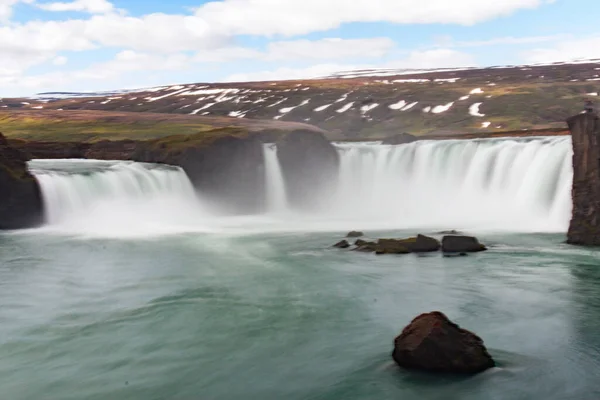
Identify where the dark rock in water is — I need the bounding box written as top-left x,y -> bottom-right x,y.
381,133 -> 418,145
346,231 -> 364,238
566,112 -> 600,245
0,133 -> 44,229
333,240 -> 350,249
443,252 -> 469,258
376,239 -> 411,255
355,241 -> 378,252
392,311 -> 495,374
376,234 -> 441,254
355,239 -> 368,247
439,230 -> 461,235
442,235 -> 486,253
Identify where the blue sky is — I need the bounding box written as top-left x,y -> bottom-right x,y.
1,0 -> 599,96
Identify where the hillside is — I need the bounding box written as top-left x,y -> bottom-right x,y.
0,109 -> 325,142
3,60 -> 600,139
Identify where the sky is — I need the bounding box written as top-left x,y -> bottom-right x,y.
2,0 -> 600,96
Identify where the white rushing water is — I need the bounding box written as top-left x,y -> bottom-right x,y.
329,136 -> 573,232
28,159 -> 210,237
27,136 -> 574,236
262,144 -> 288,214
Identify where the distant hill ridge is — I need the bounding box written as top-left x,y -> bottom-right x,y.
3,60 -> 600,139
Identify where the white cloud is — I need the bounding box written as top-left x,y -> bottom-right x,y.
265,37 -> 395,61
52,56 -> 68,65
0,0 -> 33,21
36,0 -> 114,14
196,0 -> 550,36
438,34 -> 566,48
224,63 -> 369,82
224,48 -> 475,82
525,36 -> 600,64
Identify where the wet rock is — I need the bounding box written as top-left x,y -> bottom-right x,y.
376,234 -> 441,254
0,133 -> 44,229
355,241 -> 378,252
276,130 -> 339,211
443,252 -> 469,258
392,311 -> 495,374
376,239 -> 411,254
438,230 -> 461,235
441,235 -> 486,253
333,240 -> 350,249
346,231 -> 364,238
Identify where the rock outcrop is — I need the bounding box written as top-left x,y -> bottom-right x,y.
441,235 -> 487,253
276,130 -> 339,210
133,130 -> 266,214
392,311 -> 495,374
0,133 -> 43,229
376,235 -> 441,254
346,231 -> 364,238
566,112 -> 600,245
333,240 -> 350,249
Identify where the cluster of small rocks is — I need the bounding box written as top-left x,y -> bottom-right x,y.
333,231 -> 487,255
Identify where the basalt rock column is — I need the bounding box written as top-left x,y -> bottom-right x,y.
0,133 -> 44,229
567,112 -> 600,245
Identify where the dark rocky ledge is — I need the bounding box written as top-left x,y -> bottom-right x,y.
0,133 -> 43,229
567,112 -> 600,245
9,128 -> 339,216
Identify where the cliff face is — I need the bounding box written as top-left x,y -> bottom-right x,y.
133,132 -> 267,214
0,133 -> 43,229
567,113 -> 600,245
276,130 -> 339,210
11,129 -> 340,216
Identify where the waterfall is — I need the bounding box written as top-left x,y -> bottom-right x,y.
26,136 -> 574,236
331,136 -> 573,232
28,159 -> 209,236
263,144 -> 288,213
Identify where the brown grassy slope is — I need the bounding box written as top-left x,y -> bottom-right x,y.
0,109 -> 326,142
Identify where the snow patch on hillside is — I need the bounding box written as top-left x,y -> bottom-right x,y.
431,102 -> 454,113
314,104 -> 332,112
361,103 -> 379,113
337,102 -> 354,113
469,103 -> 485,117
389,100 -> 406,110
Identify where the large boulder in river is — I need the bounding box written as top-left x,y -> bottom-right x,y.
392,311 -> 495,374
376,235 -> 440,254
441,235 -> 486,253
0,133 -> 44,229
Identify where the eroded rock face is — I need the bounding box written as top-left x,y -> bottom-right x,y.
441,235 -> 486,253
0,133 -> 43,229
392,311 -> 495,374
134,134 -> 266,215
566,113 -> 600,245
276,130 -> 339,211
376,235 -> 441,254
